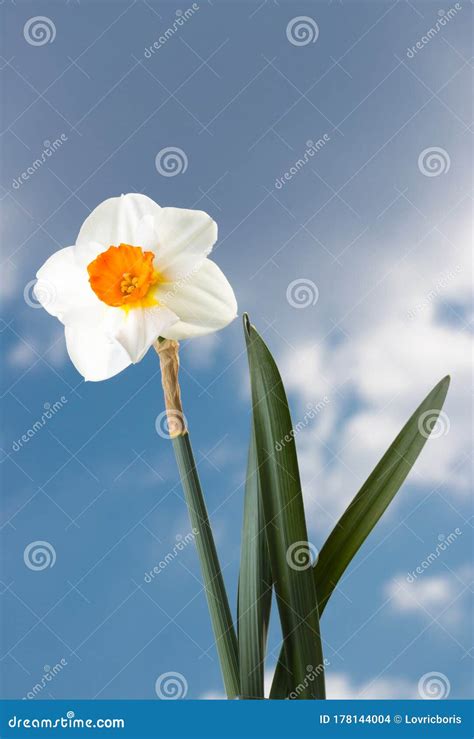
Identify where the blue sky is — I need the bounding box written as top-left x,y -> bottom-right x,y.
0,0 -> 472,701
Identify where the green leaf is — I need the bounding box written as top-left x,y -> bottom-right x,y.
314,374 -> 450,614
172,433 -> 240,699
238,427 -> 273,699
269,656 -> 293,700
272,375 -> 450,693
244,315 -> 325,700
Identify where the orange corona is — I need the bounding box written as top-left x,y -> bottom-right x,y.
87,243 -> 160,309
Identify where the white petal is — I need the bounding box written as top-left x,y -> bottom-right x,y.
65,325 -> 131,382
75,194 -> 162,262
35,246 -> 104,327
75,219 -> 159,270
106,306 -> 179,363
158,259 -> 237,340
72,240 -> 108,269
152,207 -> 217,280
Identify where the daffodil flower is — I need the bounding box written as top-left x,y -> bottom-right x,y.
34,194 -> 237,381
34,194 -> 239,691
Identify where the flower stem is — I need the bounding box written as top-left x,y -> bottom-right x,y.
155,340 -> 240,699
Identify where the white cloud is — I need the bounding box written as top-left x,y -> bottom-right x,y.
7,339 -> 36,369
272,222 -> 472,536
3,256 -> 22,301
182,333 -> 221,370
7,328 -> 67,370
199,689 -> 226,700
326,672 -> 418,699
386,574 -> 456,613
385,565 -> 472,627
199,671 -> 419,699
199,668 -> 277,700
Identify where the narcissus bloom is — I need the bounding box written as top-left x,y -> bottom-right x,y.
35,194 -> 237,381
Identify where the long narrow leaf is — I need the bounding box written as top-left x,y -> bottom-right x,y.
314,374 -> 451,613
238,427 -> 272,699
244,315 -> 325,700
272,375 -> 450,693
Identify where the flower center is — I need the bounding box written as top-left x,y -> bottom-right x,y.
87,243 -> 160,309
